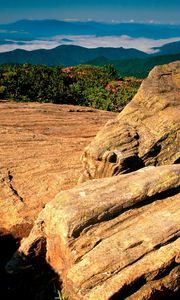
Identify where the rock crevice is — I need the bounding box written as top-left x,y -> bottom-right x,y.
3,61 -> 180,300
6,164 -> 180,300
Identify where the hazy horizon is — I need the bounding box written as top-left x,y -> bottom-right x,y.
0,1 -> 179,54
0,19 -> 180,54
1,18 -> 180,26
0,0 -> 180,24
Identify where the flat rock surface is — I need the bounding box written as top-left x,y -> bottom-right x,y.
0,101 -> 116,236
80,61 -> 180,182
7,164 -> 180,300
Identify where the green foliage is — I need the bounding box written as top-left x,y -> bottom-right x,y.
88,53 -> 180,79
0,85 -> 6,95
84,86 -> 112,110
0,63 -> 141,111
109,54 -> 180,78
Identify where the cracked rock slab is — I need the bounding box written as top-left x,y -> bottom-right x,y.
0,102 -> 116,237
6,164 -> 180,299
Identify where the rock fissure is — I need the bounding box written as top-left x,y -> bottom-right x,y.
73,234 -> 180,292
7,171 -> 24,203
2,61 -> 180,300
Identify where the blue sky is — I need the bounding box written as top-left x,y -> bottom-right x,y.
0,0 -> 180,24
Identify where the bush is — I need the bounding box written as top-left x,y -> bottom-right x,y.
0,64 -> 141,111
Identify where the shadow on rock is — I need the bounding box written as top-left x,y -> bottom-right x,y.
0,232 -> 60,300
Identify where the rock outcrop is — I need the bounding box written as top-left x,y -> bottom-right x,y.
6,164 -> 180,299
3,62 -> 180,300
79,61 -> 180,182
0,102 -> 116,237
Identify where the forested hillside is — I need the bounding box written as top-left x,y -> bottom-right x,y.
88,53 -> 180,78
0,45 -> 147,66
0,44 -> 179,78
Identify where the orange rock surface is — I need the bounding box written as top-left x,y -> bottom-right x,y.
0,101 -> 116,236
2,61 -> 180,300
80,61 -> 180,182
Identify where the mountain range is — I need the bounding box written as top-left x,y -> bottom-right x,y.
0,19 -> 180,78
152,40 -> 180,55
88,53 -> 180,77
0,41 -> 180,78
0,45 -> 148,66
1,19 -> 180,40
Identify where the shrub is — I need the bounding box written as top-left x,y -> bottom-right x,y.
0,64 -> 141,111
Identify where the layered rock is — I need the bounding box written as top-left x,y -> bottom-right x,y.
79,61 -> 180,182
0,102 -> 116,237
3,62 -> 180,300
6,164 -> 180,300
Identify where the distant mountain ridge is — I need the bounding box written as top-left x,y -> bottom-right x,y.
0,45 -> 148,66
0,42 -> 179,79
88,53 -> 180,78
1,19 -> 180,40
153,41 -> 180,55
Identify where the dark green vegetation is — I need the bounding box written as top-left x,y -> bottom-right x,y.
0,45 -> 147,67
85,41 -> 180,78
152,40 -> 180,55
1,39 -> 179,110
0,42 -> 179,78
89,53 -> 180,78
0,64 -> 141,112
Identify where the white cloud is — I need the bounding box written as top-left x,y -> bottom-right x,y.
51,35 -> 180,53
0,40 -> 60,52
0,35 -> 179,54
63,18 -> 80,22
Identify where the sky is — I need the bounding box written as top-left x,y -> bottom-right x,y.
0,0 -> 179,53
0,0 -> 180,24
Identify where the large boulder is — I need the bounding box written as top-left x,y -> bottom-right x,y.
6,164 -> 180,300
79,61 -> 180,182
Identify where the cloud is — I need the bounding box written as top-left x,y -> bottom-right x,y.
51,35 -> 180,53
0,35 -> 179,53
0,39 -> 60,52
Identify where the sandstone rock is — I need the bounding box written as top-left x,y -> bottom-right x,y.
79,61 -> 180,182
6,164 -> 180,300
0,102 -> 116,237
2,62 -> 180,299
